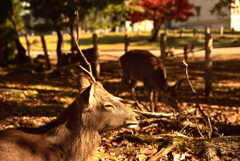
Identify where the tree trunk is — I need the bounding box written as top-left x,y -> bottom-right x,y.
150,23 -> 161,42
69,15 -> 76,55
8,0 -> 27,64
56,29 -> 63,67
0,40 -> 7,67
15,38 -> 27,63
40,34 -> 51,69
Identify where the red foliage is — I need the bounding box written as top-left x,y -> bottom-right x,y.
128,0 -> 195,25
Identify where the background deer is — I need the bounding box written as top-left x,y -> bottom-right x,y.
0,30 -> 139,160
116,49 -> 182,112
184,44 -> 195,60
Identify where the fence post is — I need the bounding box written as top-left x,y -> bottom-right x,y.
125,34 -> 130,53
206,27 -> 211,34
220,26 -> 224,35
193,28 -> 197,37
179,28 -> 183,38
205,33 -> 213,97
165,28 -> 168,35
40,34 -> 51,69
160,33 -> 167,64
92,33 -> 100,79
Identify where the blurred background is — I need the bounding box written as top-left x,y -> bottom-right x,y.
0,0 -> 240,67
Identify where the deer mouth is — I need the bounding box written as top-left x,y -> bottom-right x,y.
125,121 -> 139,129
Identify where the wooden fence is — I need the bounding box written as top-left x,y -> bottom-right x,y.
25,30 -> 215,96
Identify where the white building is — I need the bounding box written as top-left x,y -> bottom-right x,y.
186,0 -> 240,31
125,20 -> 154,32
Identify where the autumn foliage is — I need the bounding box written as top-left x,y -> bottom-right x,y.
128,0 -> 195,40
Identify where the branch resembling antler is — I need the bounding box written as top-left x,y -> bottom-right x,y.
70,10 -> 95,83
182,59 -> 219,137
74,10 -> 79,42
79,65 -> 95,82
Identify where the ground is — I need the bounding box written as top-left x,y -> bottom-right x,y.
0,49 -> 240,160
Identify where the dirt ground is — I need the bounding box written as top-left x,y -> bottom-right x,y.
0,49 -> 240,160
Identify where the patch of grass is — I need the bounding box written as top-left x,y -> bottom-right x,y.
19,29 -> 240,51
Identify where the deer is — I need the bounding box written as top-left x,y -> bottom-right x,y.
183,44 -> 195,60
0,35 -> 139,161
116,49 -> 182,112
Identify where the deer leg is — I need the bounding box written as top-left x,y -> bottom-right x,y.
184,51 -> 188,60
144,84 -> 154,112
192,50 -> 195,60
153,90 -> 158,112
148,89 -> 154,112
129,79 -> 138,101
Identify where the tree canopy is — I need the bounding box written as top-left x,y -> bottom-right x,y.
128,0 -> 194,41
22,0 -> 126,66
210,0 -> 238,17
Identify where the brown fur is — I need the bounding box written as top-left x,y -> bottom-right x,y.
116,50 -> 182,112
60,48 -> 97,66
0,78 -> 138,161
184,44 -> 194,60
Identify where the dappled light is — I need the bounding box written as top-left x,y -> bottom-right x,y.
1,47 -> 240,160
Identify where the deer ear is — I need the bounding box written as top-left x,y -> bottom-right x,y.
78,84 -> 95,109
77,76 -> 91,92
174,80 -> 183,91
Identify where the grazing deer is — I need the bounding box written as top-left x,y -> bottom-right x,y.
165,46 -> 175,57
116,49 -> 182,112
0,38 -> 139,161
184,44 -> 195,60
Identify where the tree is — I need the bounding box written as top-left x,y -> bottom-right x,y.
24,0 -> 68,67
0,0 -> 27,66
24,0 -> 125,67
128,0 -> 195,41
210,0 -> 238,18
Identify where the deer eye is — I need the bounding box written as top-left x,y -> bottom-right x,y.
104,103 -> 115,110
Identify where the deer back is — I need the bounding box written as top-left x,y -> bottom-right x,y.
120,50 -> 167,91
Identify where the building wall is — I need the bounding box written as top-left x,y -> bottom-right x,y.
125,20 -> 153,32
186,0 -> 231,29
231,0 -> 240,30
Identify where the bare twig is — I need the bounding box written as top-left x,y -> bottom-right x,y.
79,65 -> 95,82
71,35 -> 93,73
74,10 -> 79,42
208,117 -> 213,138
155,132 -> 188,138
69,10 -> 95,83
179,122 -> 190,134
133,110 -> 177,118
134,101 -> 150,112
141,123 -> 158,131
182,59 -> 220,137
148,142 -> 180,161
195,115 -> 205,139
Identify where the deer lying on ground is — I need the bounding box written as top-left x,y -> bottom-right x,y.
165,46 -> 175,57
184,44 -> 194,60
61,48 -> 97,66
0,41 -> 139,161
116,49 -> 182,112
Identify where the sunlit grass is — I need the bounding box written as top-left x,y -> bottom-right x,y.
19,29 -> 240,51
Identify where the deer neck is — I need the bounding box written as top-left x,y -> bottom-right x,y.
45,100 -> 101,160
